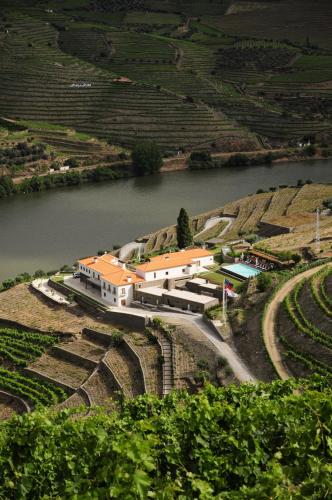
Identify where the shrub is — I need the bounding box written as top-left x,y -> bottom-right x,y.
190,151 -> 211,162
197,359 -> 209,370
257,273 -> 273,292
65,158 -> 79,168
110,330 -> 124,346
291,253 -> 301,264
217,356 -> 228,369
245,233 -> 259,244
304,145 -> 316,156
132,142 -> 163,176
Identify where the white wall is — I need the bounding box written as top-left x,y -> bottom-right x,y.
100,279 -> 133,306
79,264 -> 102,287
136,255 -> 214,282
193,255 -> 214,268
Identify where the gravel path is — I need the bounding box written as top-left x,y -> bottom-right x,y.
195,216 -> 234,239
123,306 -> 255,382
262,263 -> 332,380
193,317 -> 256,382
119,242 -> 145,261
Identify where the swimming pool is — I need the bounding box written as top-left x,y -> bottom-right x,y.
222,263 -> 262,279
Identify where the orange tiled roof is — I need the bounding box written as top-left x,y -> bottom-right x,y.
79,254 -> 144,286
135,248 -> 213,273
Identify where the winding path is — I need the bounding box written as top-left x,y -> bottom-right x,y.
262,263 -> 332,380
119,241 -> 145,261
112,306 -> 255,382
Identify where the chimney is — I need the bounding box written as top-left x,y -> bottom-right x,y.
93,257 -> 98,263
127,277 -> 132,283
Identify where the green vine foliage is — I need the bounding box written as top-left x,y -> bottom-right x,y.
280,336 -> 332,378
284,281 -> 332,347
321,268 -> 332,309
0,327 -> 57,366
0,368 -> 67,406
0,377 -> 331,499
310,268 -> 332,318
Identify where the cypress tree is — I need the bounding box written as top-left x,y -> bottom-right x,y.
176,208 -> 193,249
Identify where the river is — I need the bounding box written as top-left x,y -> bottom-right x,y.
0,159 -> 331,282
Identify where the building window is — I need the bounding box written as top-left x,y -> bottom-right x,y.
114,298 -> 116,303
165,271 -> 169,276
108,285 -> 111,291
103,283 -> 106,289
121,288 -> 125,295
182,268 -> 186,273
93,272 -> 95,278
103,292 -> 106,297
154,272 -> 157,279
113,287 -> 116,294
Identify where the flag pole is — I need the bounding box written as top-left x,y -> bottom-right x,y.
222,278 -> 227,324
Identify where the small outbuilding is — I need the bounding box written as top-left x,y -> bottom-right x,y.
135,286 -> 218,313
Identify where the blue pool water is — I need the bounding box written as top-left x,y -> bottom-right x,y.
223,263 -> 262,279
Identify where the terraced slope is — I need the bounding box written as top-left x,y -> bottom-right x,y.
82,367 -> 120,407
0,15 -> 246,152
222,183 -> 332,248
205,0 -> 332,50
1,1 -> 331,153
0,283 -> 112,334
0,391 -> 26,420
124,332 -> 163,396
104,344 -> 145,398
277,265 -> 332,379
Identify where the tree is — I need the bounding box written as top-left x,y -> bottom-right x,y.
132,142 -> 163,176
257,272 -> 272,292
176,208 -> 193,249
65,158 -> 79,168
0,176 -> 15,196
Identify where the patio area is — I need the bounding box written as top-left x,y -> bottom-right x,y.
63,277 -> 112,308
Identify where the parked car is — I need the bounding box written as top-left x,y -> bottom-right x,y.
73,272 -> 80,279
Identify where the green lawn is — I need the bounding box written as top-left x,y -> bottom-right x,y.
199,270 -> 242,289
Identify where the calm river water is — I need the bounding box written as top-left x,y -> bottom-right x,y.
0,159 -> 331,282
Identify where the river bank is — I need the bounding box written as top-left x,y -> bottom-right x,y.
0,160 -> 331,282
1,147 -> 330,200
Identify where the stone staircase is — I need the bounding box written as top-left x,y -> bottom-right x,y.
154,330 -> 174,396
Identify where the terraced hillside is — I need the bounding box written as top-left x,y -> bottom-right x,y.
276,265 -> 332,379
222,183 -> 332,252
0,0 -> 331,156
0,324 -> 68,415
0,13 -> 250,153
0,283 -> 224,416
139,184 -> 332,257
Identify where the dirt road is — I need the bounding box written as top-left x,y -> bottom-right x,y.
262,263 -> 331,379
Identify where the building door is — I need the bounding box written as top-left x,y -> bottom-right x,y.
121,299 -> 126,306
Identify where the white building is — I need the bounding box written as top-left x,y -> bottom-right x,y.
135,248 -> 214,281
78,248 -> 214,307
78,254 -> 144,307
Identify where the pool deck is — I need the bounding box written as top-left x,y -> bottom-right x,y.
222,263 -> 262,280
